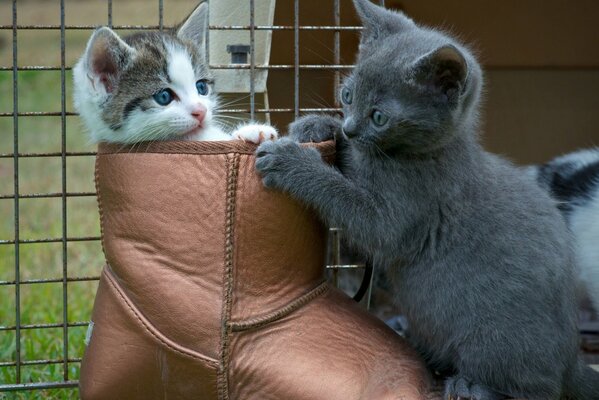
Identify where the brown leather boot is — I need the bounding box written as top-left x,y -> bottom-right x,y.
79,141 -> 439,400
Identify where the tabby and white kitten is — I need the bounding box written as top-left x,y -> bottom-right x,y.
530,148 -> 599,314
73,3 -> 277,144
255,0 -> 599,398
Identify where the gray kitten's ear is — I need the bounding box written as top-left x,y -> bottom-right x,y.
352,0 -> 413,43
83,27 -> 135,94
177,2 -> 208,49
412,45 -> 468,103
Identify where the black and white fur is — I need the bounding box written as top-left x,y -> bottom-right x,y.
530,148 -> 599,314
73,3 -> 277,144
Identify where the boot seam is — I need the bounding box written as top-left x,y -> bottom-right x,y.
97,140 -> 336,157
217,152 -> 240,400
101,265 -> 219,367
94,154 -> 107,262
229,281 -> 330,332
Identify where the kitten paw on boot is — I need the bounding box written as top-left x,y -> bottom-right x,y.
444,377 -> 506,400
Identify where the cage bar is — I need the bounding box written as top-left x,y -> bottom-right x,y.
205,0 -> 210,65
12,0 -> 22,385
334,0 -> 341,107
0,381 -> 79,392
107,0 -> 112,28
0,24 -> 363,31
158,0 -> 164,31
0,358 -> 82,368
0,277 -> 99,288
0,322 -> 91,332
60,0 -> 69,381
0,237 -> 101,245
249,0 -> 256,119
0,152 -> 96,158
294,0 -> 300,119
0,64 -> 356,73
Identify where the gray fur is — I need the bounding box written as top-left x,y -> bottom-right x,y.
256,0 -> 599,398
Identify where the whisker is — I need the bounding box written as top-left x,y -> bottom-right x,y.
214,115 -> 249,121
373,142 -> 392,161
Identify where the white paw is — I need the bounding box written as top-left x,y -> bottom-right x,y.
232,124 -> 279,144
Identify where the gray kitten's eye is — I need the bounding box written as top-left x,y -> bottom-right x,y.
371,110 -> 389,127
341,87 -> 352,104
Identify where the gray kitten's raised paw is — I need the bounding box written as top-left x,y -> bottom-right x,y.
444,377 -> 506,400
288,114 -> 342,143
255,138 -> 322,190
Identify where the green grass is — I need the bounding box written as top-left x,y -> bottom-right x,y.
0,68 -> 104,399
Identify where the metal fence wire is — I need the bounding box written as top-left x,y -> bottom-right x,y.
0,0 -> 385,396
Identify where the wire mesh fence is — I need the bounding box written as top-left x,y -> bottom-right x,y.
2,0 -> 599,397
0,0 -> 381,396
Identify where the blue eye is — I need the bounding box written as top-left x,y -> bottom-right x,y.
153,89 -> 174,106
372,110 -> 389,127
341,87 -> 352,104
196,80 -> 209,96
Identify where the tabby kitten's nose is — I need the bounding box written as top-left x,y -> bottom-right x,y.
191,104 -> 207,124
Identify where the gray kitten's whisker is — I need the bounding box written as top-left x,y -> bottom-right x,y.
307,92 -> 334,110
371,142 -> 392,161
304,43 -> 336,64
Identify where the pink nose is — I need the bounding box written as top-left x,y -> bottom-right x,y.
191,104 -> 207,124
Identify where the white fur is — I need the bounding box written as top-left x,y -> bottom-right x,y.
571,179 -> 599,311
231,123 -> 279,144
162,43 -> 220,138
547,147 -> 599,312
531,148 -> 599,313
552,147 -> 599,170
73,29 -> 278,144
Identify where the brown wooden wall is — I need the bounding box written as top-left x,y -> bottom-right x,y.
267,0 -> 599,165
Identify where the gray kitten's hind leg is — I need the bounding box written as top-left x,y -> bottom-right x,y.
288,114 -> 342,143
444,377 -> 506,400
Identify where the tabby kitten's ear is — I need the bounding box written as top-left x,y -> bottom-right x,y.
352,0 -> 413,44
177,2 -> 208,50
412,45 -> 469,104
82,27 -> 135,94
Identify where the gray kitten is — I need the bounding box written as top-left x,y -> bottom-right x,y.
255,0 -> 599,398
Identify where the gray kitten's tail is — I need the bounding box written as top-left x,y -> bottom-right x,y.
563,360 -> 599,399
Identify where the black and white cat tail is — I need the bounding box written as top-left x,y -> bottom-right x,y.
562,360 -> 599,399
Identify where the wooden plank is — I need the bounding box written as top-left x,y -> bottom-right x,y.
386,0 -> 599,68
483,69 -> 599,164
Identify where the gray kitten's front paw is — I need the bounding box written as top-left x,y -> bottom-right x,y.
288,114 -> 342,143
255,138 -> 321,190
444,377 -> 506,400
